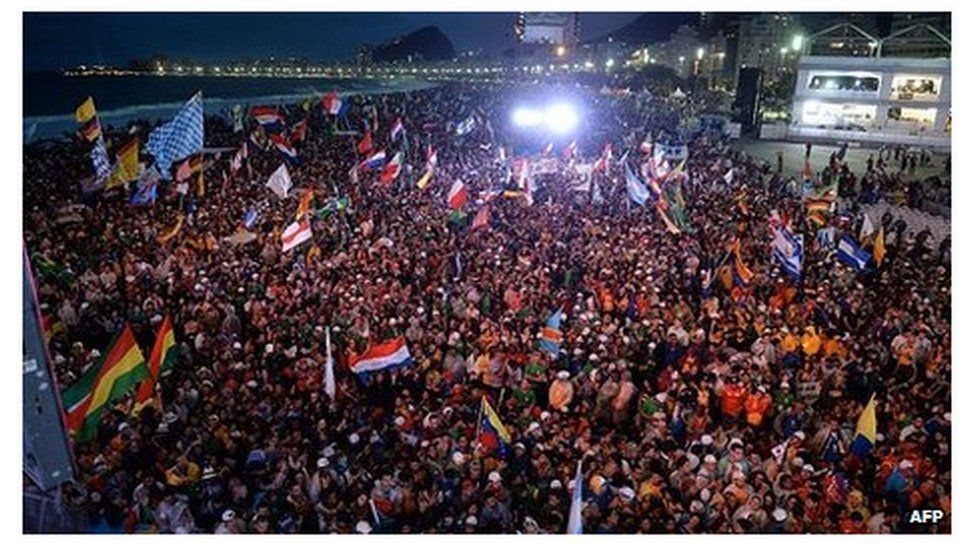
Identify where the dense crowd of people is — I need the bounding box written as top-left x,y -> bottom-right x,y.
24,79 -> 950,534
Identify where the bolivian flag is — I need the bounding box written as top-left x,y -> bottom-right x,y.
132,317 -> 178,414
62,325 -> 148,442
851,394 -> 877,457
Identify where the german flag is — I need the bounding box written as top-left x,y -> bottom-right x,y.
61,325 -> 148,441
730,239 -> 754,287
79,117 -> 102,142
75,96 -> 97,123
105,137 -> 140,189
132,317 -> 178,414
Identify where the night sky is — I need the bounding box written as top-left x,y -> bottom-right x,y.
24,12 -> 660,71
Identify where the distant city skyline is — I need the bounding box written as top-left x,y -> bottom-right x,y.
24,12 -> 662,71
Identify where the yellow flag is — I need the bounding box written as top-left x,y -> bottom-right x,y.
75,96 -> 97,123
873,226 -> 885,265
157,214 -> 185,244
416,168 -> 434,190
104,138 -> 141,189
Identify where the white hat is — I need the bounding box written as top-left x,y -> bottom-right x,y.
117,422 -> 131,433
394,416 -> 406,427
465,516 -> 478,526
700,434 -> 714,445
540,411 -> 551,421
802,464 -> 815,473
619,487 -> 635,501
488,471 -> 502,483
772,508 -> 788,522
528,422 -> 541,432
355,520 -> 372,534
550,480 -> 562,489
349,433 -> 360,444
452,451 -> 466,466
316,457 -> 329,469
222,510 -> 236,521
557,371 -> 570,380
899,459 -> 914,469
704,454 -> 717,464
792,431 -> 806,441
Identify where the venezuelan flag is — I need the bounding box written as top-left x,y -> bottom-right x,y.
62,325 -> 148,441
851,395 -> 877,458
478,397 -> 511,456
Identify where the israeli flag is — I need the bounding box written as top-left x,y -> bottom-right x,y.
837,235 -> 872,272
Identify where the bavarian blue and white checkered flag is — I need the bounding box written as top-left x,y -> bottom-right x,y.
90,136 -> 112,181
146,92 -> 204,179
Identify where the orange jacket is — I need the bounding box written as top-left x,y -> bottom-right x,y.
744,393 -> 772,426
721,384 -> 748,417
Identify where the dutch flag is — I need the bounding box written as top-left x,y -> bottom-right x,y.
349,336 -> 414,375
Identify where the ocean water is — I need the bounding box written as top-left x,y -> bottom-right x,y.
23,72 -> 436,142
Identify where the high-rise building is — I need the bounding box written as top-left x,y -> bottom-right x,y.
735,13 -> 804,85
516,12 -> 580,46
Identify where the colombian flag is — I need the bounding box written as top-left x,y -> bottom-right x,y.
61,325 -> 148,441
478,396 -> 511,456
133,317 -> 178,414
851,394 -> 877,457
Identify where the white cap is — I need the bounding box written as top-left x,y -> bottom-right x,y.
528,422 -> 541,432
557,371 -> 570,380
465,516 -> 478,526
899,459 -> 914,469
540,411 -> 551,421
793,431 -> 806,441
704,454 -> 717,464
355,520 -> 372,534
349,433 -> 360,444
619,487 -> 635,501
222,510 -> 236,521
488,471 -> 502,483
316,457 -> 329,469
700,434 -> 713,445
772,508 -> 788,521
550,479 -> 562,489
802,464 -> 815,473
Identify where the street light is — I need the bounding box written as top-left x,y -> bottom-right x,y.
555,45 -> 566,57
792,34 -> 803,52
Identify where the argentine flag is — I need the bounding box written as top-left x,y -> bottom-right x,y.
837,235 -> 872,272
625,163 -> 650,206
772,227 -> 803,281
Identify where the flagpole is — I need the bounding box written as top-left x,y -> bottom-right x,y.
475,396 -> 485,448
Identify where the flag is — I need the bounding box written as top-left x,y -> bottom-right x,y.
90,136 -> 112,182
625,163 -> 650,206
132,316 -> 178,413
243,207 -> 259,229
322,90 -> 342,115
361,150 -> 387,170
230,141 -> 248,177
130,166 -> 160,205
455,114 -> 476,136
289,119 -> 309,143
478,396 -> 512,456
75,96 -> 97,123
850,395 -> 877,458
232,104 -> 244,132
61,325 -> 148,441
567,459 -> 584,534
539,311 -> 563,357
349,336 -> 414,375
80,117 -> 103,142
541,142 -> 554,156
425,145 -> 438,169
447,180 -> 468,209
471,204 -> 490,230
324,328 -> 336,399
837,234 -> 872,272
593,143 -> 612,172
379,152 -> 403,184
269,133 -> 300,163
175,154 -> 203,182
562,140 -> 577,159
389,117 -> 404,142
731,239 -> 754,286
860,213 -> 875,243
250,106 -> 285,131
772,226 -> 803,281
656,204 -> 681,234
157,214 -> 185,244
357,132 -> 373,155
723,168 -> 735,185
146,92 -> 204,179
416,168 -> 435,190
281,219 -> 313,252
104,137 -> 141,189
873,226 -> 886,266
296,189 -> 314,220
266,163 -> 293,199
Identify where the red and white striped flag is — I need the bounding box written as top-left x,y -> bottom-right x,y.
281,219 -> 313,252
447,180 -> 468,210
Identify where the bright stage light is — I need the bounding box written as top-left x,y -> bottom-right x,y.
512,107 -> 543,127
544,103 -> 579,134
